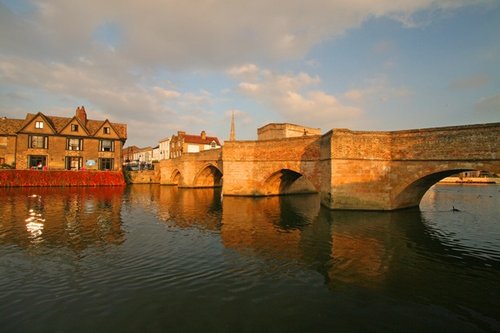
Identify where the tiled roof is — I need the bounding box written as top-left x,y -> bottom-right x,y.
183,134 -> 221,146
0,111 -> 127,140
0,118 -> 24,135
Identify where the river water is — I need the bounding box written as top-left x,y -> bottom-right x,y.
0,184 -> 499,332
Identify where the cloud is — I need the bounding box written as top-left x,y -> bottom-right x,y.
344,77 -> 411,104
0,0 -> 491,144
226,109 -> 253,125
448,74 -> 490,91
0,55 -> 219,144
344,89 -> 365,102
373,40 -> 393,54
153,87 -> 181,99
229,64 -> 361,128
475,93 -> 500,113
1,0 -> 483,69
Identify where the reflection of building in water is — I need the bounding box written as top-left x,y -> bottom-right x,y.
126,185 -> 222,231
0,187 -> 125,251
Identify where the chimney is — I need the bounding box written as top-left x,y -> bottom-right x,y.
201,130 -> 206,140
177,131 -> 186,137
75,106 -> 87,124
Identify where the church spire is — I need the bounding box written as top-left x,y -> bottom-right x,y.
229,110 -> 236,141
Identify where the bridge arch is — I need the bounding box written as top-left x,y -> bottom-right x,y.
261,169 -> 317,196
193,164 -> 223,188
393,165 -> 499,209
170,169 -> 182,185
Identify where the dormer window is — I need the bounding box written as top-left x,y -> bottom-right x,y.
104,127 -> 110,134
71,124 -> 78,132
210,141 -> 216,148
35,121 -> 44,129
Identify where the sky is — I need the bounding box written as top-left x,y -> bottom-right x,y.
1,0 -> 499,147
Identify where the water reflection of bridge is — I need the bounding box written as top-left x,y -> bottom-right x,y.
129,185 -> 499,325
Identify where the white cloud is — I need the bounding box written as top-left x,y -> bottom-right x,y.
449,74 -> 490,91
476,93 -> 500,113
226,109 -> 253,125
228,64 -> 260,76
344,89 -> 365,102
229,64 -> 361,128
1,0 -> 484,69
344,77 -> 411,104
153,87 -> 181,99
0,55 -> 219,145
0,0 -> 492,144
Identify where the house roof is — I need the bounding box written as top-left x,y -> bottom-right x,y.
183,133 -> 221,146
0,110 -> 127,139
0,118 -> 24,135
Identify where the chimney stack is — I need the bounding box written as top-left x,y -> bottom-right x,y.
75,106 -> 87,124
201,130 -> 207,140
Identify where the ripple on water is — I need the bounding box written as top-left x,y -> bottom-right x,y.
0,185 -> 499,332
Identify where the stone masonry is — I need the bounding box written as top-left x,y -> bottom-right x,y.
158,122 -> 500,210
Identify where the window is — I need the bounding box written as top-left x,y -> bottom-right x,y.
67,138 -> 83,151
103,127 -> 110,134
29,155 -> 47,169
71,124 -> 78,132
210,141 -> 217,148
35,121 -> 44,129
65,157 -> 82,170
28,135 -> 48,149
100,139 -> 114,152
99,158 -> 114,170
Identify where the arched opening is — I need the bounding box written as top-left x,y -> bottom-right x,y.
193,165 -> 223,188
394,168 -> 499,209
171,169 -> 182,185
262,169 -> 317,196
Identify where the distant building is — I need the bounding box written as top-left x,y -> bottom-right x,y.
170,130 -> 221,158
152,146 -> 160,162
158,137 -> 171,160
133,146 -> 153,164
122,145 -> 139,163
257,123 -> 321,140
0,106 -> 127,170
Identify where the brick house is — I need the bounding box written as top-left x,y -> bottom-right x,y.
0,106 -> 127,170
170,130 -> 221,158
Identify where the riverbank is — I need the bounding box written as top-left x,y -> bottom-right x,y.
0,170 -> 126,187
439,177 -> 500,184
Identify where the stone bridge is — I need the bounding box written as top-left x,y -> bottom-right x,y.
159,148 -> 223,188
158,122 -> 500,210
